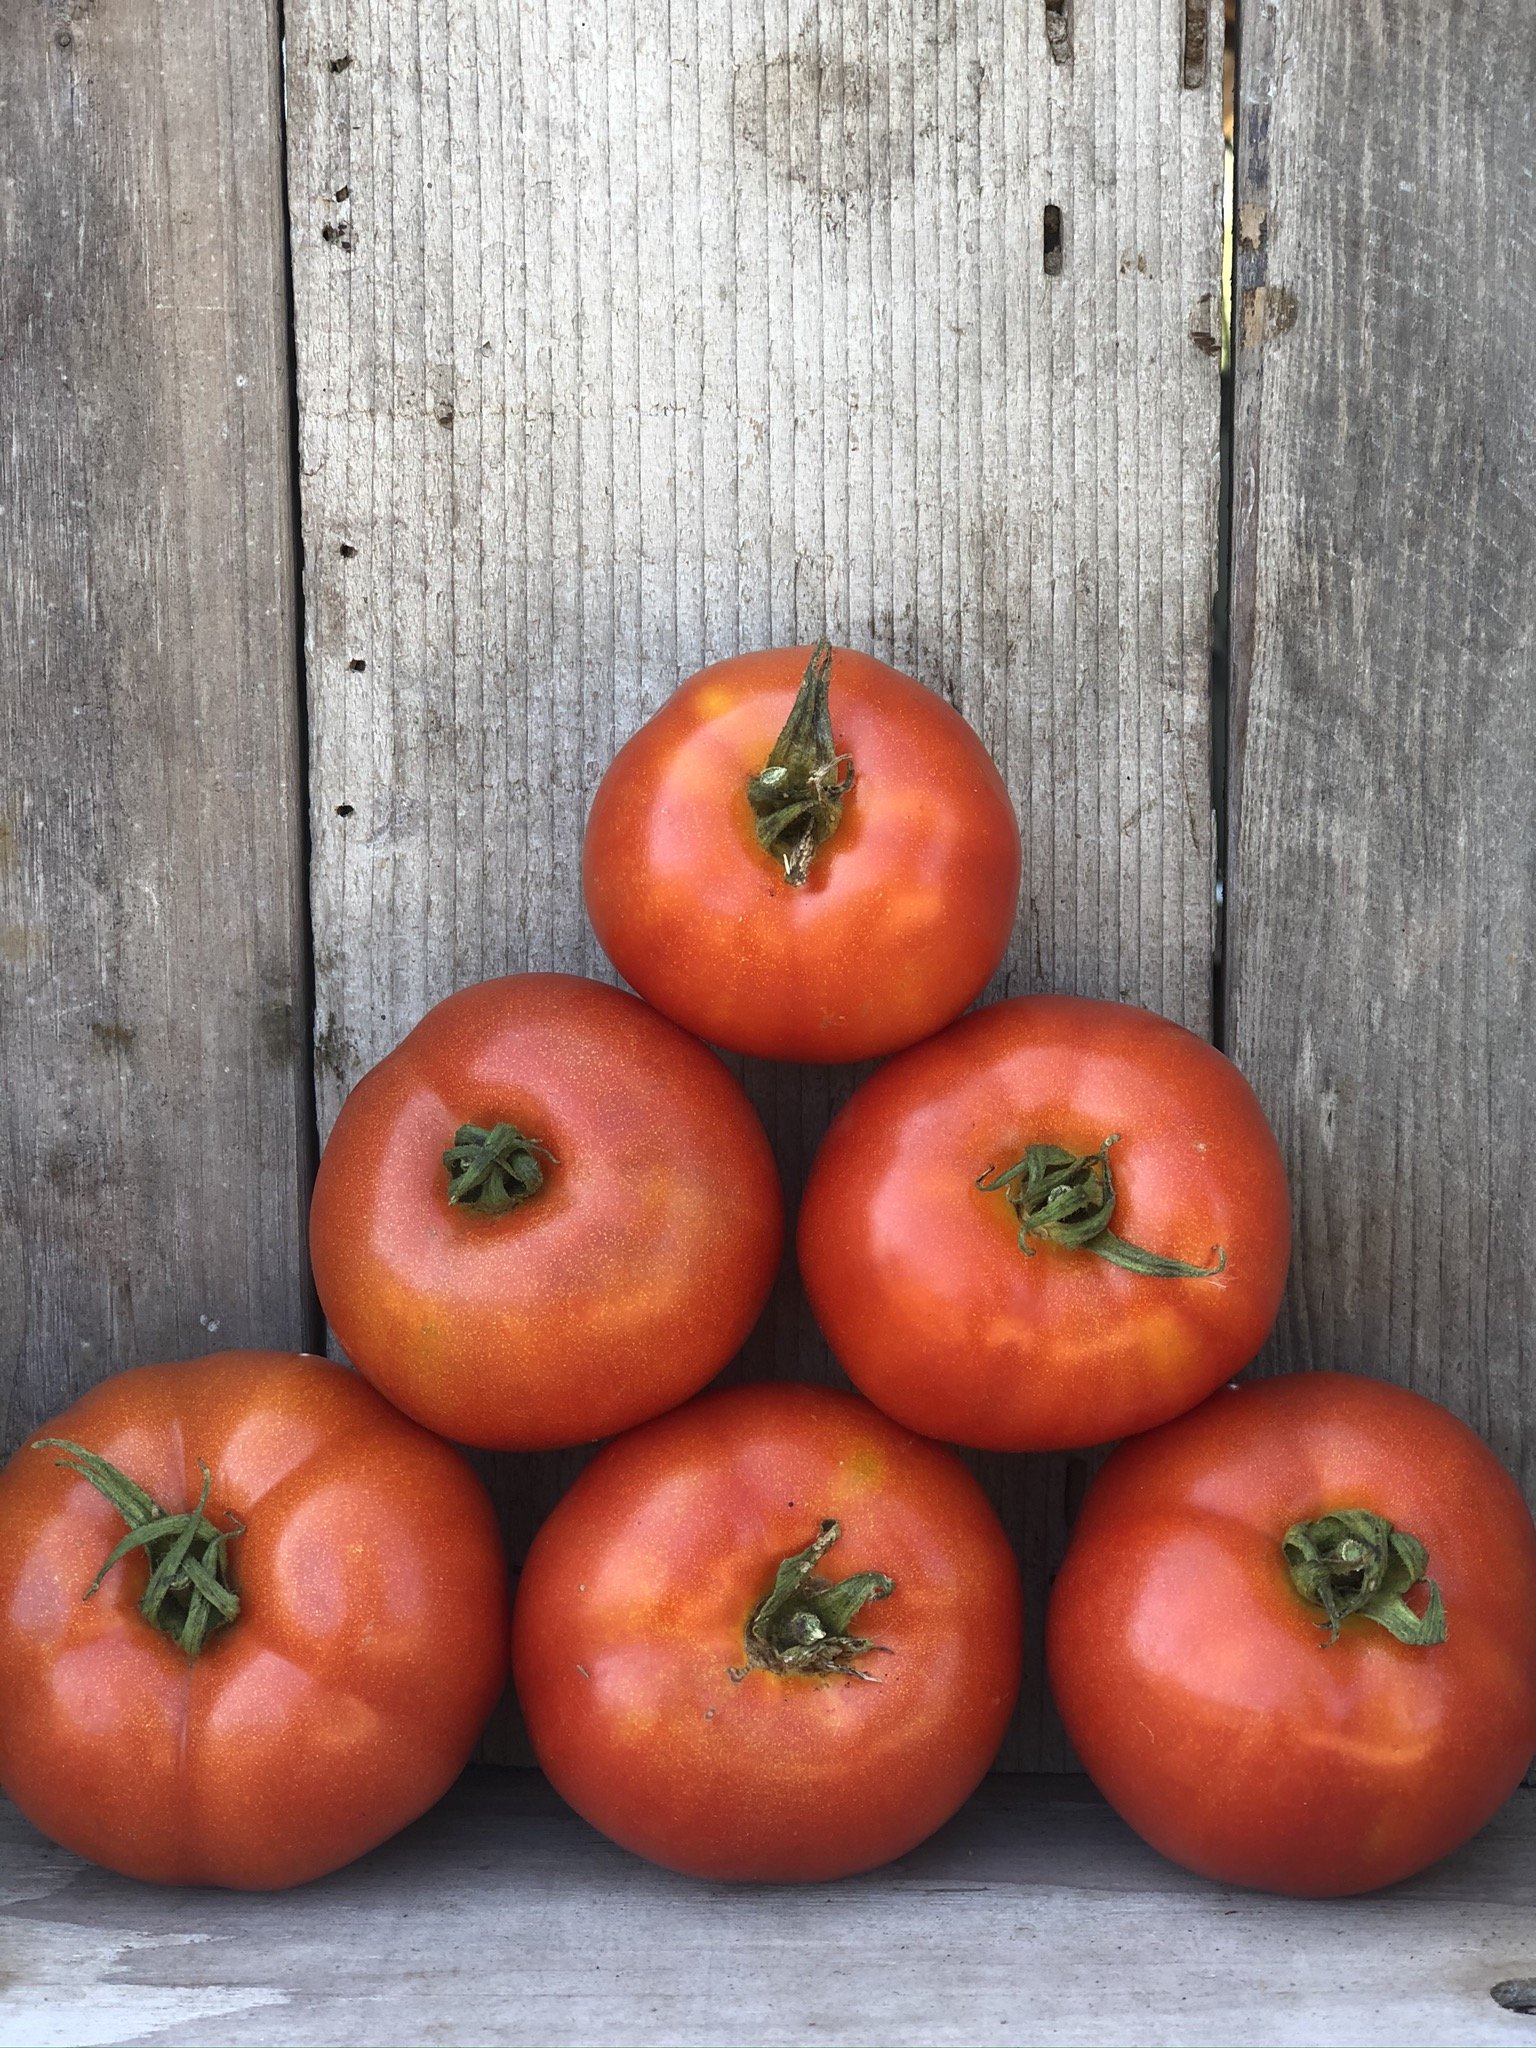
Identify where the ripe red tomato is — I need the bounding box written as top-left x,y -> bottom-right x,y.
582,641 -> 1021,1062
1047,1371 -> 1536,1895
0,1351 -> 508,1889
310,973 -> 783,1450
798,995 -> 1291,1450
512,1381 -> 1023,1881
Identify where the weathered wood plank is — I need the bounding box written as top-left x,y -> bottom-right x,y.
285,0 -> 1226,1766
0,0 -> 311,1450
1228,0 -> 1536,1518
4,1773 -> 1534,2047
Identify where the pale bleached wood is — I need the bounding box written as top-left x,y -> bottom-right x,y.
285,0 -> 1227,1766
4,1775 -> 1535,2047
0,0 -> 311,1452
1228,0 -> 1536,1532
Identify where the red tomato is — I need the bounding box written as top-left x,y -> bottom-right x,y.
1047,1371 -> 1536,1895
512,1381 -> 1023,1881
0,1352 -> 508,1889
582,641 -> 1021,1062
798,995 -> 1291,1450
310,973 -> 783,1450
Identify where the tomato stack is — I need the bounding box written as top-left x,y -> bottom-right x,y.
3,642 -> 1534,1896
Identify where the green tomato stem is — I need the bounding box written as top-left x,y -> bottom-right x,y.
35,1438 -> 243,1658
729,1520 -> 894,1682
745,638 -> 856,886
1283,1509 -> 1447,1646
977,1134 -> 1226,1279
443,1122 -> 556,1215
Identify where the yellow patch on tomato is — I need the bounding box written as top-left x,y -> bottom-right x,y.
839,1442 -> 886,1490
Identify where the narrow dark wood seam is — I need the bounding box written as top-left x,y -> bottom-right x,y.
272,0 -> 325,1350
1223,0 -> 1271,1063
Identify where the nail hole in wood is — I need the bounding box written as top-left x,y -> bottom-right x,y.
334,184 -> 351,202
1182,0 -> 1208,87
329,52 -> 352,72
1043,205 -> 1064,276
335,804 -> 355,818
338,542 -> 357,557
1044,0 -> 1072,64
347,658 -> 366,672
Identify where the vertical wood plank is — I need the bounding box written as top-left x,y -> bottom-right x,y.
286,0 -> 1226,1765
1229,1 -> 1536,1508
0,0 -> 311,1448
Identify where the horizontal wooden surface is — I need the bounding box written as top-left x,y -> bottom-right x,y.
283,0 -> 1227,1771
0,0 -> 314,1450
3,1772 -> 1535,2047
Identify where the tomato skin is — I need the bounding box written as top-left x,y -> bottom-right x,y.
1047,1372 -> 1536,1896
0,1352 -> 508,1889
512,1381 -> 1023,1881
310,973 -> 783,1450
582,646 -> 1021,1063
798,995 -> 1291,1451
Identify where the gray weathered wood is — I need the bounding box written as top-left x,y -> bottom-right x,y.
284,0 -> 1227,1769
1228,0 -> 1536,1524
4,1772 -> 1535,2046
0,0 -> 312,1450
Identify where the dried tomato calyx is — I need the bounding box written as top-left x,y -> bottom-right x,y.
1283,1509 -> 1447,1647
746,638 -> 856,887
976,1134 -> 1226,1279
443,1122 -> 557,1215
35,1438 -> 242,1658
729,1519 -> 894,1682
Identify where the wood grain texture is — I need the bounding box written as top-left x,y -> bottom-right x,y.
5,1774 -> 1536,2047
284,0 -> 1227,1766
1229,1 -> 1536,1512
0,0 -> 312,1451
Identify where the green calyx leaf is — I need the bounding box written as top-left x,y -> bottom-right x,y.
443,1122 -> 557,1215
745,638 -> 856,887
1283,1508 -> 1447,1647
977,1135 -> 1226,1279
35,1438 -> 243,1659
730,1520 -> 894,1682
